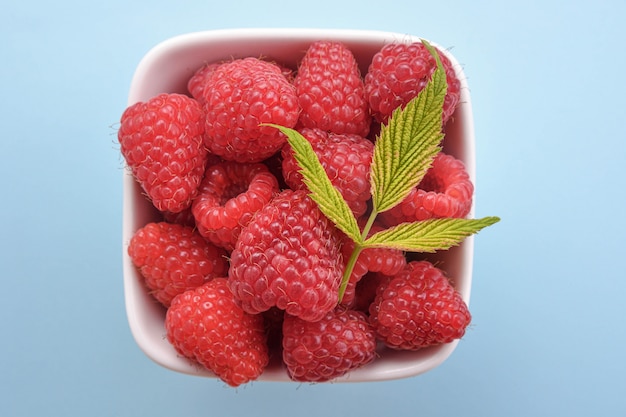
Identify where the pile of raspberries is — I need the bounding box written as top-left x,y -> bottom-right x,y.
119,39 -> 474,387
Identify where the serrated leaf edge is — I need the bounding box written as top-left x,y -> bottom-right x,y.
262,124 -> 362,243
370,39 -> 448,214
362,216 -> 501,253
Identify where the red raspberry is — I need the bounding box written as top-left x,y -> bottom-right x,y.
187,62 -> 220,103
191,160 -> 279,251
160,155 -> 224,228
339,252 -> 406,308
189,61 -> 295,104
127,222 -> 228,307
281,128 -> 374,217
380,151 -> 473,226
282,309 -> 377,382
339,220 -> 407,307
118,93 -> 208,213
202,57 -> 300,163
369,260 -> 471,350
228,189 -> 343,322
364,41 -> 461,125
294,40 -> 371,136
165,278 -> 269,387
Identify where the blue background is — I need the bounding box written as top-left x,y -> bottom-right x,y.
2,1 -> 625,416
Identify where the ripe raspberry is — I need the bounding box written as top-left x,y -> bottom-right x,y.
189,61 -> 295,104
118,93 -> 208,213
228,189 -> 343,322
187,62 -> 220,103
282,308 -> 377,382
202,57 -> 300,163
294,40 -> 370,136
364,41 -> 461,125
339,220 -> 407,307
281,128 -> 374,217
128,222 -> 228,307
165,278 -> 269,387
369,260 -> 471,350
380,151 -> 473,226
192,160 -> 279,251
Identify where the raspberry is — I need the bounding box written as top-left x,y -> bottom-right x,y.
118,93 -> 208,213
187,62 -> 220,103
165,278 -> 269,387
282,308 -> 377,382
228,189 -> 343,322
339,220 -> 407,307
368,260 -> 471,350
190,61 -> 295,104
281,128 -> 374,217
192,160 -> 279,251
128,222 -> 228,307
364,41 -> 461,125
380,151 -> 473,226
294,40 -> 370,136
202,57 -> 300,163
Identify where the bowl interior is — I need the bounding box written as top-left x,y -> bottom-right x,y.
122,28 -> 475,382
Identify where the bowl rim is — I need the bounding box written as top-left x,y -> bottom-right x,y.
122,27 -> 476,383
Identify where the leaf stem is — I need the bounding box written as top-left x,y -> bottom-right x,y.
360,209 -> 378,241
338,243 -> 363,303
337,209 -> 379,303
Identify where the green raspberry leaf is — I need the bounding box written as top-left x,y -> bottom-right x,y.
264,124 -> 362,243
363,216 -> 501,253
264,40 -> 500,306
370,39 -> 448,214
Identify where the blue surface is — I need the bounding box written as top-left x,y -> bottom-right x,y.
2,1 -> 625,416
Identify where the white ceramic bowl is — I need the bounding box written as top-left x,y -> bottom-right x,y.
122,28 -> 476,383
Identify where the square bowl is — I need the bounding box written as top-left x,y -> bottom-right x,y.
122,28 -> 476,383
